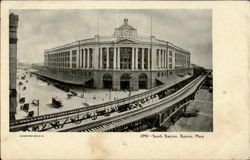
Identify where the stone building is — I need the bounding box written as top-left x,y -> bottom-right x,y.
41,18 -> 192,90
9,13 -> 19,121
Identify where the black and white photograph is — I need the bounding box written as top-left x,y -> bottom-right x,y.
9,9 -> 213,132
2,1 -> 250,160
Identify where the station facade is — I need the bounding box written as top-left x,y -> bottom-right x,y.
42,18 -> 192,90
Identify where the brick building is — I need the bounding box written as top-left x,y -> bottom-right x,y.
9,13 -> 19,121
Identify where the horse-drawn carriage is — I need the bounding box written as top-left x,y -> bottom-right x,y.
52,97 -> 63,108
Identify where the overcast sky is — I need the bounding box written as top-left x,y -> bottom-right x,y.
12,9 -> 212,68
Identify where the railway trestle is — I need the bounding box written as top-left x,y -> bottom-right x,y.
11,75 -> 207,132
103,93 -> 196,132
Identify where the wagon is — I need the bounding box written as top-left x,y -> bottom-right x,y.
52,97 -> 63,108
19,97 -> 25,103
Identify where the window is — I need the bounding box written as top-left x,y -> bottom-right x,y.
158,72 -> 160,77
169,58 -> 172,63
169,51 -> 172,56
72,50 -> 77,55
169,64 -> 172,69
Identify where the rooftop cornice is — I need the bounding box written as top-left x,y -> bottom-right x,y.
45,35 -> 190,55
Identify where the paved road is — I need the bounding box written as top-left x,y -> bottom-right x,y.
16,69 -> 146,119
167,88 -> 213,132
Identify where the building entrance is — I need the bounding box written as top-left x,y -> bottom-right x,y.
120,73 -> 130,90
139,74 -> 148,89
103,73 -> 112,89
120,47 -> 132,69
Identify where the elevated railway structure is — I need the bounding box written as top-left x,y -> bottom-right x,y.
60,75 -> 206,132
10,75 -> 207,132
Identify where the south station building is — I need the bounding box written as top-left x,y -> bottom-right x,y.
39,18 -> 192,90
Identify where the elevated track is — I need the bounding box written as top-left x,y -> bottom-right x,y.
10,75 -> 206,132
60,75 -> 206,132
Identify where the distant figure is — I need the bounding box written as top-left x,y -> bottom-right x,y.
128,88 -> 131,96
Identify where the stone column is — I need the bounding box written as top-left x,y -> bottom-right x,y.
131,47 -> 134,69
141,48 -> 144,69
82,49 -> 85,68
113,47 -> 116,69
160,50 -> 162,69
90,48 -> 93,68
69,50 -> 72,68
151,46 -> 156,70
117,47 -> 120,69
135,48 -> 138,69
79,49 -> 82,68
161,50 -> 164,69
86,48 -> 89,68
99,47 -> 102,69
106,47 -> 109,69
163,50 -> 165,69
77,49 -> 79,68
163,50 -> 165,68
157,49 -> 160,69
147,48 -> 150,69
166,49 -> 168,70
165,50 -> 167,69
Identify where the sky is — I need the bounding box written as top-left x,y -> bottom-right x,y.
11,9 -> 212,69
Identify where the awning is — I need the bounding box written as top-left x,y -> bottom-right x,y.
31,71 -> 92,85
156,74 -> 191,85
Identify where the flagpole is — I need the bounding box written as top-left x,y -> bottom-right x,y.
97,14 -> 99,35
150,14 -> 153,88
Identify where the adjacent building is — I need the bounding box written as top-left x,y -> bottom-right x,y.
9,13 -> 19,121
39,18 -> 192,90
